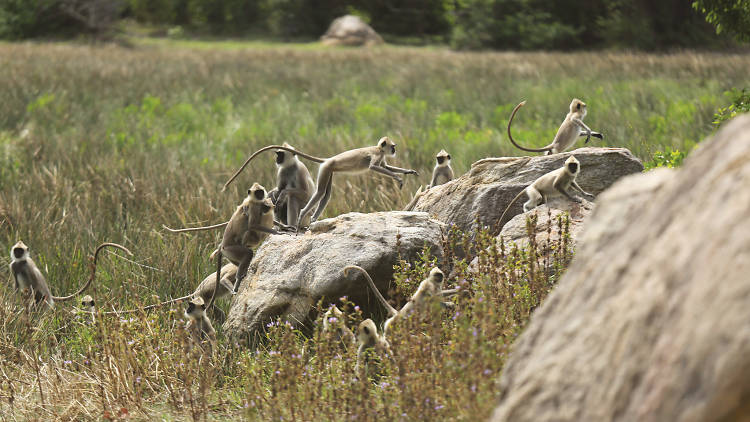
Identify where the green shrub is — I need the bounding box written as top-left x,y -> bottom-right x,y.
644,148 -> 687,170
713,88 -> 750,126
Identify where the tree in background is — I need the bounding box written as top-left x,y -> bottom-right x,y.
0,0 -> 742,49
693,0 -> 750,42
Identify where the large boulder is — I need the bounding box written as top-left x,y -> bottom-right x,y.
224,211 -> 445,341
411,147 -> 642,235
497,198 -> 593,250
491,115 -> 750,422
321,15 -> 384,47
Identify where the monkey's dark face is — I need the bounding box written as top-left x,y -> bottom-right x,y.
13,247 -> 25,259
430,268 -> 444,285
567,161 -> 578,173
185,301 -> 205,319
436,156 -> 446,165
276,151 -> 286,165
81,298 -> 94,308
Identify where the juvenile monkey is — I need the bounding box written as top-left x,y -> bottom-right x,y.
507,99 -> 603,155
184,296 -> 217,355
222,137 -> 418,229
356,318 -> 392,377
344,265 -> 450,339
497,155 -> 593,230
267,142 -> 315,229
428,149 -> 454,188
79,294 -> 96,324
403,149 -> 455,210
321,305 -> 356,349
210,183 -> 277,294
9,241 -> 132,308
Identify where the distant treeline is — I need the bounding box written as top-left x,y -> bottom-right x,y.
0,0 -> 735,50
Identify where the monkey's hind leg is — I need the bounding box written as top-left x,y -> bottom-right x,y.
298,166 -> 331,229
523,187 -> 542,212
222,245 -> 254,293
311,175 -> 334,222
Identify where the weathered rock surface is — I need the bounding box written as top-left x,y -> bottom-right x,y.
498,198 -> 593,250
224,211 -> 445,341
320,15 -> 384,46
491,115 -> 750,422
411,147 -> 642,235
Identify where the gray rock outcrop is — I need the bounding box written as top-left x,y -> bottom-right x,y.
411,147 -> 642,235
491,115 -> 750,421
224,211 -> 445,341
497,198 -> 593,251
321,15 -> 384,46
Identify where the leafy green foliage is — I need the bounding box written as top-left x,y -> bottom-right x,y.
644,148 -> 688,170
693,0 -> 750,41
713,88 -> 750,126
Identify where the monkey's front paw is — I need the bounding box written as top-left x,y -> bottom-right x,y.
407,170 -> 418,176
593,132 -> 604,139
397,178 -> 404,189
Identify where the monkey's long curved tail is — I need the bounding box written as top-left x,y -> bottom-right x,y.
507,101 -> 554,153
494,189 -> 527,235
222,145 -> 327,192
53,242 -> 133,301
403,185 -> 424,211
344,265 -> 397,317
163,222 -> 228,233
102,293 -> 193,314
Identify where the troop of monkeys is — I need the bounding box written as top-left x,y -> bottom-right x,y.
9,98 -> 602,367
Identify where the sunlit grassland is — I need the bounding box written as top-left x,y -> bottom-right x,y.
0,40 -> 748,419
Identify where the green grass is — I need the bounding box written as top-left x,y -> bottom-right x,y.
0,39 -> 748,419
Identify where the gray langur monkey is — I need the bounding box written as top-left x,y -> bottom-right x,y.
403,149 -> 454,210
9,241 -> 132,308
79,294 -> 96,324
428,149 -> 454,189
267,142 -> 315,229
344,265 -> 453,340
507,99 -> 603,155
221,137 -> 418,229
356,318 -> 392,377
497,155 -> 594,230
210,183 -> 278,294
184,296 -> 217,355
321,305 -> 356,350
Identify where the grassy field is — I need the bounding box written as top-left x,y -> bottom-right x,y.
0,40 -> 748,420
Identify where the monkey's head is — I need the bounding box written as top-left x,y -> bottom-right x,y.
323,305 -> 345,331
185,297 -> 206,320
357,319 -> 378,344
248,182 -> 267,202
427,267 -> 445,288
276,142 -> 297,166
11,241 -> 29,261
570,99 -> 587,117
565,155 -> 580,174
378,137 -> 397,157
81,295 -> 95,310
436,149 -> 451,166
